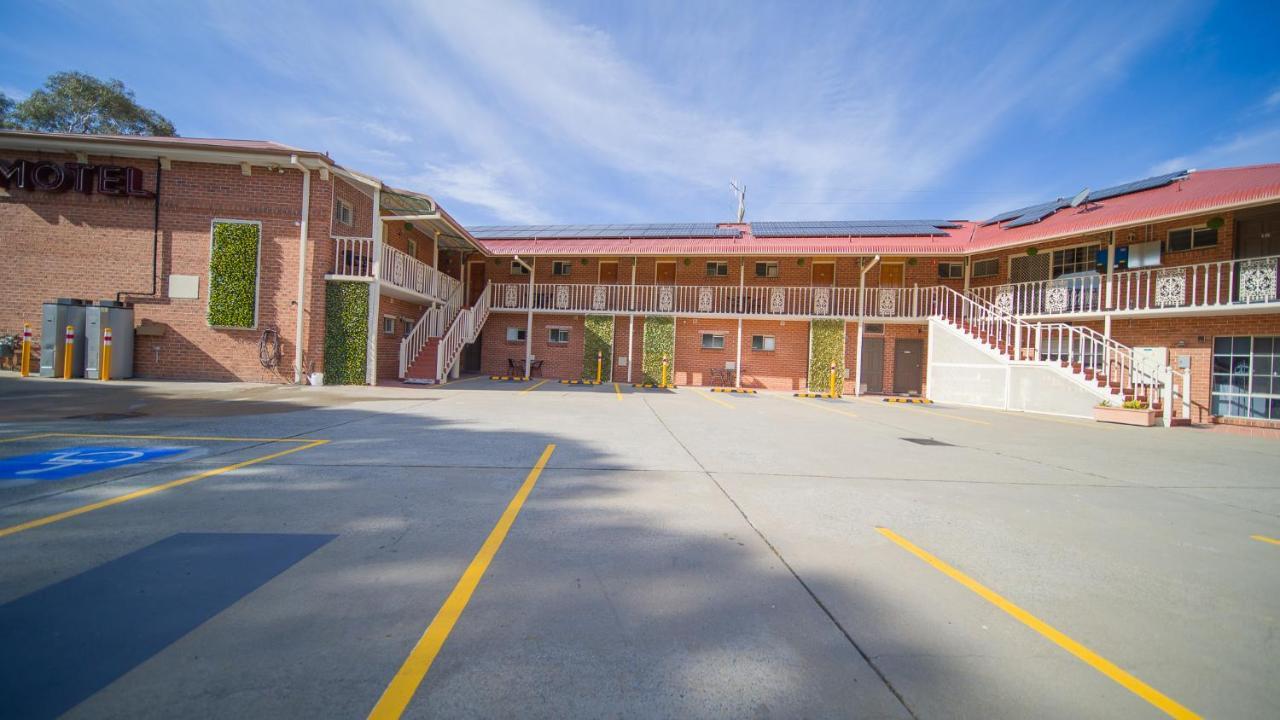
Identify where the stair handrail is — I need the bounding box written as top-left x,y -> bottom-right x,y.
435,283 -> 492,380
935,287 -> 1166,403
398,283 -> 465,379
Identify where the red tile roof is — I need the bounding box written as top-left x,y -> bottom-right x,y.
474,164 -> 1280,257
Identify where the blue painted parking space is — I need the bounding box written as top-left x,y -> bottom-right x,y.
0,446 -> 187,486
0,532 -> 337,719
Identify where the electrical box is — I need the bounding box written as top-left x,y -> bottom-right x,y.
39,298 -> 90,377
617,356 -> 628,366
85,301 -> 135,379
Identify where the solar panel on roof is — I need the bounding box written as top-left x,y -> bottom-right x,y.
466,223 -> 740,239
1086,170 -> 1188,202
750,220 -> 957,238
984,170 -> 1190,228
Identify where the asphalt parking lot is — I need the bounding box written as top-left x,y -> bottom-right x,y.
1,375 -> 1278,719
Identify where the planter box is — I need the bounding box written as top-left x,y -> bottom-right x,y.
1093,406 -> 1158,427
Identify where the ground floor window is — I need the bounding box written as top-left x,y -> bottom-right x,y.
549,327 -> 570,345
701,333 -> 725,349
751,335 -> 775,351
506,327 -> 526,342
1212,336 -> 1280,420
382,315 -> 396,334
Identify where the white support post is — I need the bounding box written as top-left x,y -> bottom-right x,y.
738,260 -> 745,314
291,161 -> 311,384
627,257 -> 637,383
735,317 -> 743,388
1105,232 -> 1116,310
854,320 -> 864,396
1103,313 -> 1113,375
365,185 -> 383,385
1181,368 -> 1192,421
1162,368 -> 1174,429
524,259 -> 535,379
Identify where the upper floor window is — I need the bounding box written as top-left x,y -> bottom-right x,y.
552,260 -> 572,276
406,237 -> 418,259
1051,244 -> 1100,278
510,260 -> 530,275
1168,226 -> 1218,253
938,262 -> 964,279
972,259 -> 999,278
706,261 -> 730,277
335,198 -> 354,226
755,261 -> 779,278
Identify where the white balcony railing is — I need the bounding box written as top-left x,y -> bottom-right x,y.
969,254 -> 1280,317
331,237 -> 460,303
488,283 -> 944,319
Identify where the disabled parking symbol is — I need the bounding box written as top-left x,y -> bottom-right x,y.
0,446 -> 187,485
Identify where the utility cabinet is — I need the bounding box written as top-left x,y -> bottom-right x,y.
85,301 -> 135,379
39,298 -> 90,377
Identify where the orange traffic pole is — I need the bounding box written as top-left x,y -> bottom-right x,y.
101,327 -> 113,382
20,323 -> 31,377
62,325 -> 74,380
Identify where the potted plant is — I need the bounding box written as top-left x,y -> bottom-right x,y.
1093,399 -> 1158,427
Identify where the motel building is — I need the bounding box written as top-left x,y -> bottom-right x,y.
3,130 -> 1280,428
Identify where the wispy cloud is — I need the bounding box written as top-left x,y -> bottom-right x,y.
1151,126 -> 1280,175
188,0 -> 1194,224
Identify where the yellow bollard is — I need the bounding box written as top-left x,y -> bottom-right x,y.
829,361 -> 837,397
62,325 -> 74,380
20,323 -> 32,377
596,350 -> 602,384
101,327 -> 113,382
661,354 -> 669,388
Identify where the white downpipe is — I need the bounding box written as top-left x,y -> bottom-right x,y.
366,185 -> 383,385
627,257 -> 637,383
290,156 -> 311,384
854,256 -> 879,396
513,255 -> 534,378
735,317 -> 743,388
859,256 -> 881,318
854,320 -> 864,396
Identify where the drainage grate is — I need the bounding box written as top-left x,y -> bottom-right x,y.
63,412 -> 148,421
901,437 -> 953,446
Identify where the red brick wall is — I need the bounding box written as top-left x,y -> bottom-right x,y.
375,294 -> 427,380
844,321 -> 930,395
669,317 -> 810,390
1,151 -> 334,382
1074,314 -> 1280,424
480,313 -> 584,379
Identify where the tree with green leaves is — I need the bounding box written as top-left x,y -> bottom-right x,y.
4,72 -> 175,136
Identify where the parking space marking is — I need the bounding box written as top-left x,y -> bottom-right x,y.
876,527 -> 1201,720
0,439 -> 328,539
368,444 -> 556,719
876,402 -> 991,426
520,380 -> 549,395
46,432 -> 319,444
614,382 -> 622,400
785,396 -> 858,419
693,389 -> 735,409
0,433 -> 56,444
1250,534 -> 1280,546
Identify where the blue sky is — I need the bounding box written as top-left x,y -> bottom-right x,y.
3,1 -> 1279,226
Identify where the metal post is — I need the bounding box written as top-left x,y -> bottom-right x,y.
1181,368 -> 1192,421
854,320 -> 864,397
525,259 -> 535,380
101,328 -> 113,382
596,351 -> 602,384
1162,368 -> 1174,429
365,185 -> 383,385
828,361 -> 837,397
20,323 -> 31,377
62,325 -> 74,380
1105,232 -> 1116,310
661,354 -> 669,388
735,317 -> 743,389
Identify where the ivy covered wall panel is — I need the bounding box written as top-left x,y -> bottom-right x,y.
324,281 -> 369,385
641,316 -> 675,385
207,220 -> 262,328
582,315 -> 614,381
808,318 -> 846,393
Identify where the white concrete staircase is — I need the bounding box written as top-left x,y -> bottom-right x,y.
928,289 -> 1167,418
400,283 -> 491,383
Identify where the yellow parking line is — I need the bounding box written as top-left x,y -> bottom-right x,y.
787,396 -> 858,419
877,527 -> 1200,720
43,432 -> 315,443
368,444 -> 556,719
439,375 -> 484,387
613,382 -> 622,400
520,379 -> 549,395
1251,534 -> 1280,546
0,439 -> 329,539
892,403 -> 990,426
693,389 -> 735,409
0,433 -> 53,444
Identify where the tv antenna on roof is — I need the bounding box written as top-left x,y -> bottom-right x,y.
1069,187 -> 1091,208
730,179 -> 746,223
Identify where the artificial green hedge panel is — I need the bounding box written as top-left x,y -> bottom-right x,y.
808,318 -> 846,393
324,281 -> 369,385
207,221 -> 260,328
582,315 -> 614,382
641,316 -> 675,385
